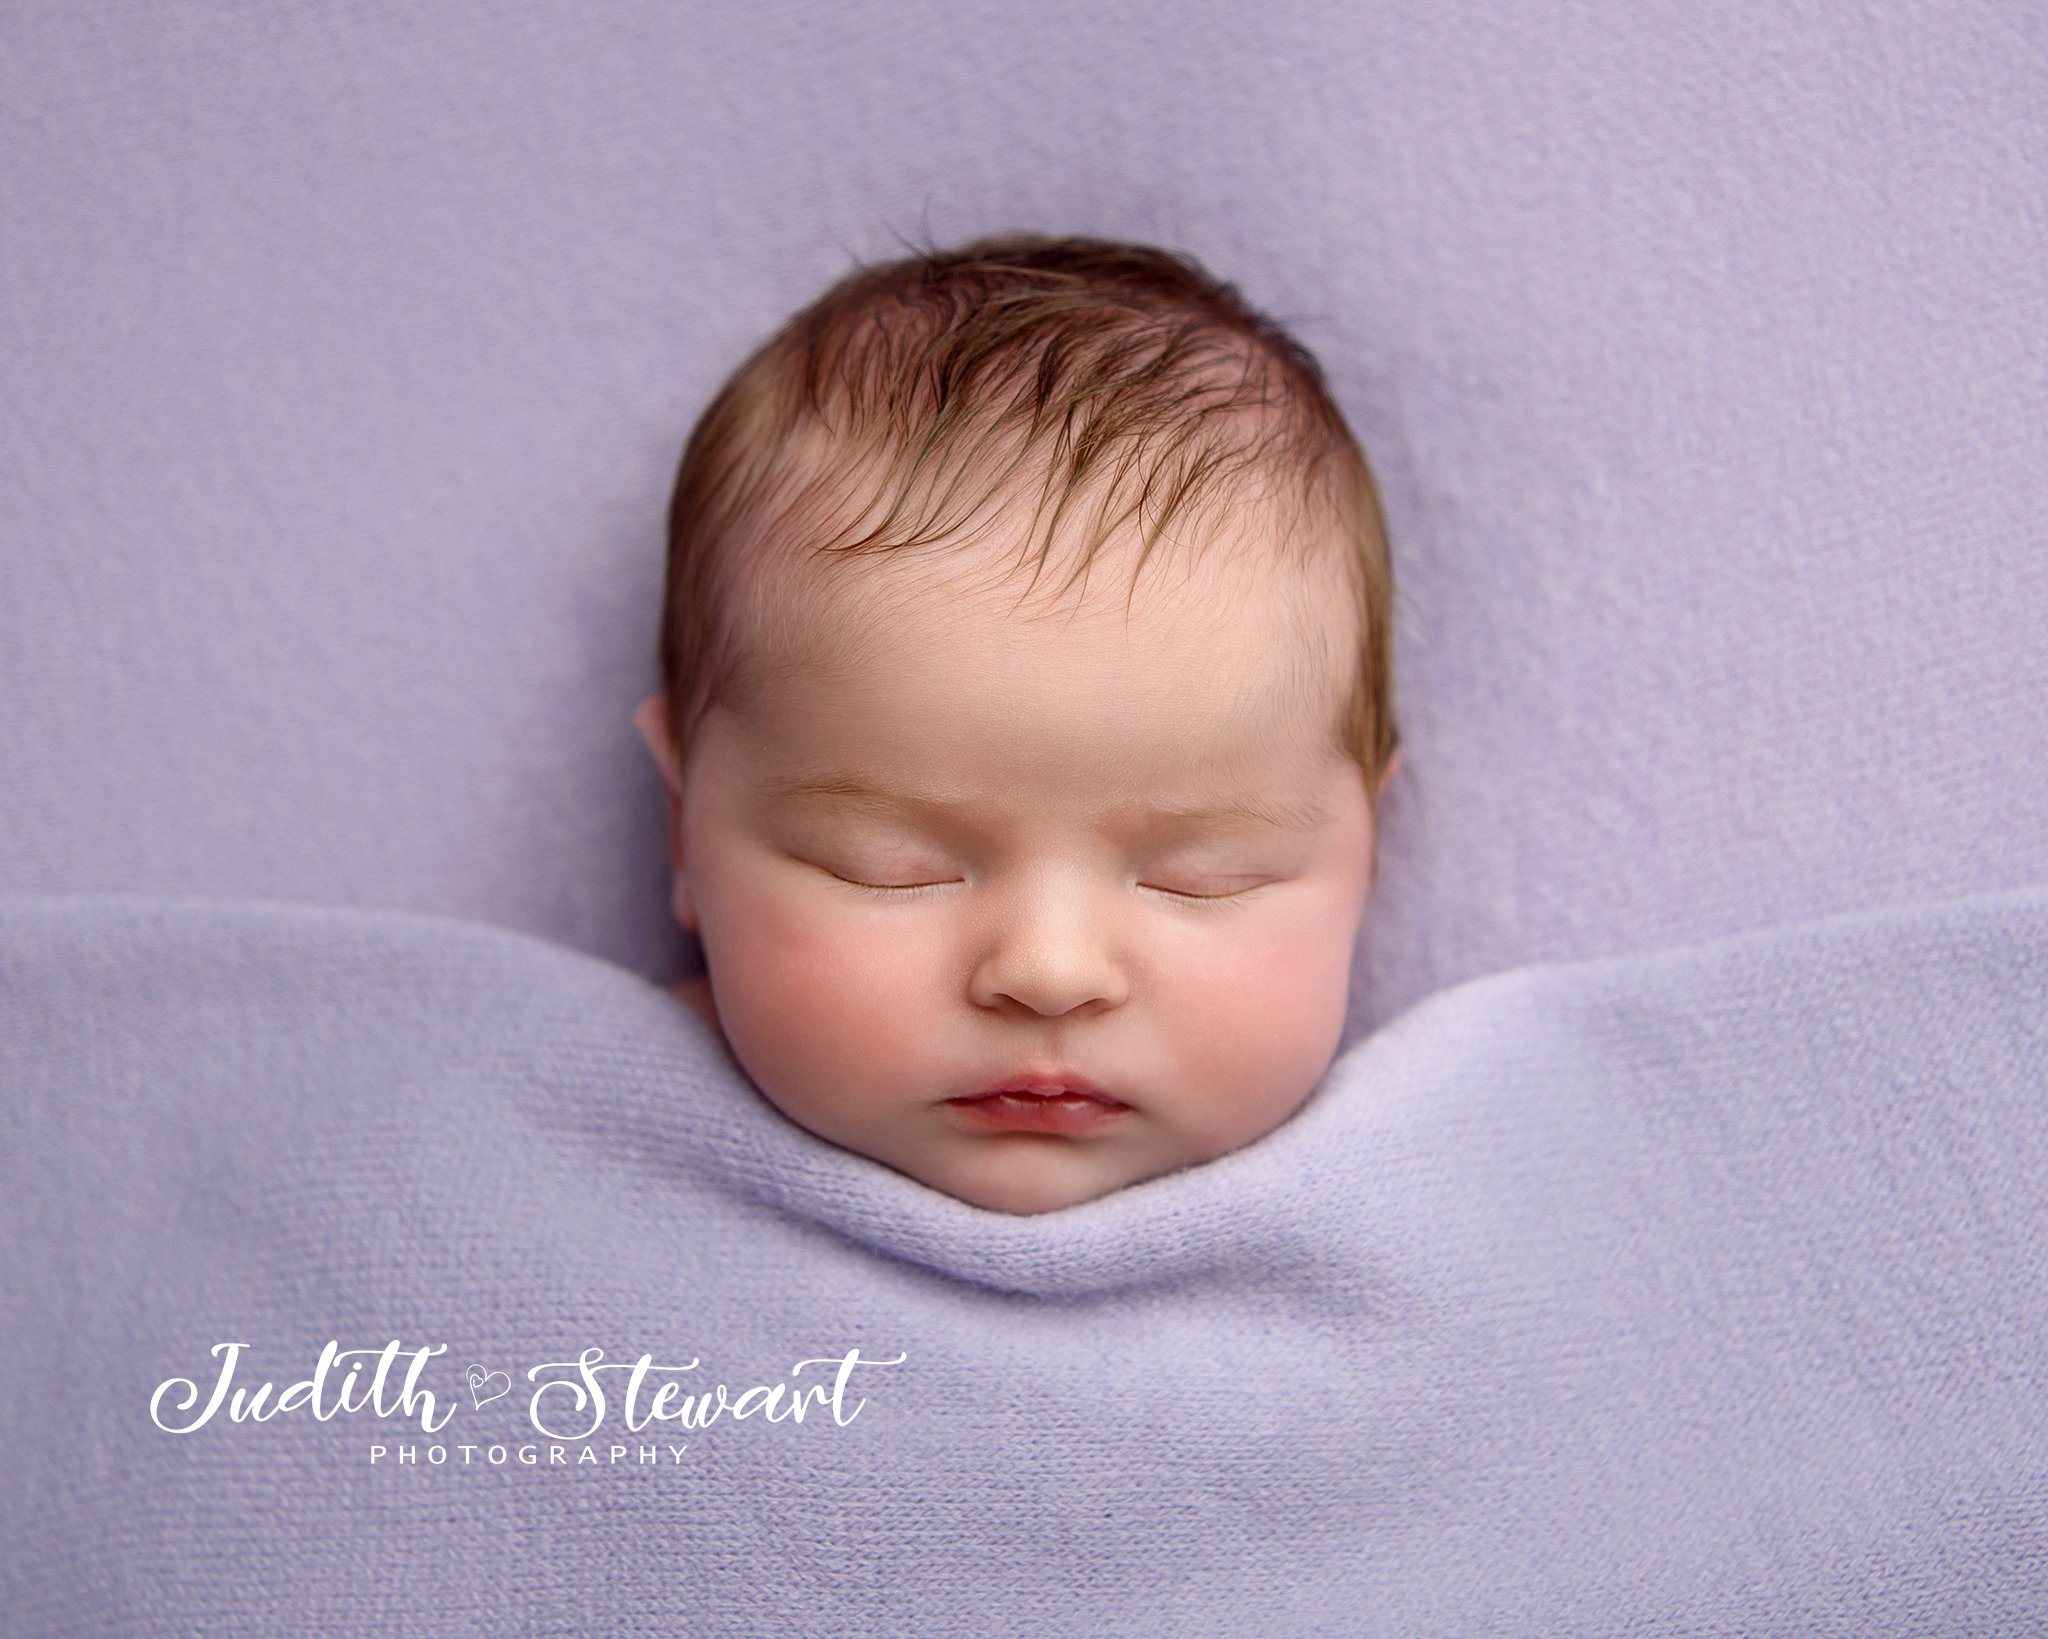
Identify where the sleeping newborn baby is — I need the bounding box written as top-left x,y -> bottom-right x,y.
634,231 -> 1400,1215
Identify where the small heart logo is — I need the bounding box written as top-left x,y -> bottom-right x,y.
464,1364 -> 511,1410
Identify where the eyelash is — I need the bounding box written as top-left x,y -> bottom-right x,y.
840,879 -> 946,901
834,877 -> 1262,907
1147,885 -> 1261,910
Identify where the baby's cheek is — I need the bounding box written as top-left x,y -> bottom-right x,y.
709,900 -> 930,1104
1165,918 -> 1353,1143
1180,908 -> 1348,1033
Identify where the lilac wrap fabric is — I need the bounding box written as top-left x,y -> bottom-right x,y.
2,887 -> 2043,1634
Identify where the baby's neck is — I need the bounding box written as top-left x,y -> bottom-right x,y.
664,973 -> 717,1029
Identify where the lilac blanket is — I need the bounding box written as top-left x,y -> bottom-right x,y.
2,888 -> 2044,1634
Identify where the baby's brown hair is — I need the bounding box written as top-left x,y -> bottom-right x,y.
652,229 -> 1400,834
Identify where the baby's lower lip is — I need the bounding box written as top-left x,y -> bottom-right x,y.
943,1090 -> 1132,1135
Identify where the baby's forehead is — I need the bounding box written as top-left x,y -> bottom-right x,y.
712,543 -> 1355,780
729,565 -> 1334,735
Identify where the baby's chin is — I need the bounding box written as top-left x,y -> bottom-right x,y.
957,1174 -> 1158,1216
863,1129 -> 1205,1216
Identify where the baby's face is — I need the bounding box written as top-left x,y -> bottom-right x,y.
638,541 -> 1388,1215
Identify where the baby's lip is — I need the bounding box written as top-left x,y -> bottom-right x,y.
947,1071 -> 1129,1108
943,1071 -> 1135,1137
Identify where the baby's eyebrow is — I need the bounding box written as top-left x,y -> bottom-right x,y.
758,772 -> 1328,833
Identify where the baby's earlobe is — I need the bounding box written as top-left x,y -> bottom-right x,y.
633,694 -> 697,896
671,871 -> 699,934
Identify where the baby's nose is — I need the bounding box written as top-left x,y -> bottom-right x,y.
967,887 -> 1131,1018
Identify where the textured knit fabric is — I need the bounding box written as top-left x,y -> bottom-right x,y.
3,889 -> 2043,1634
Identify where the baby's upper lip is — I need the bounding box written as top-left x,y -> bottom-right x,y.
948,1070 -> 1129,1107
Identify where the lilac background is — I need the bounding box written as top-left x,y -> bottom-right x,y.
2,2 -> 2042,1036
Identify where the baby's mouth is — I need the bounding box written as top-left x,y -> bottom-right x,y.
943,1076 -> 1132,1134
968,1090 -> 1111,1110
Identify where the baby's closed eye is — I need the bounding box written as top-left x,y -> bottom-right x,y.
817,862 -> 1279,905
1139,876 -> 1275,903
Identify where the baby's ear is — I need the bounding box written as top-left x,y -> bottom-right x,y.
632,693 -> 698,932
1377,749 -> 1402,796
633,693 -> 683,795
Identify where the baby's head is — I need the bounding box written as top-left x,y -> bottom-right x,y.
635,231 -> 1400,1215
